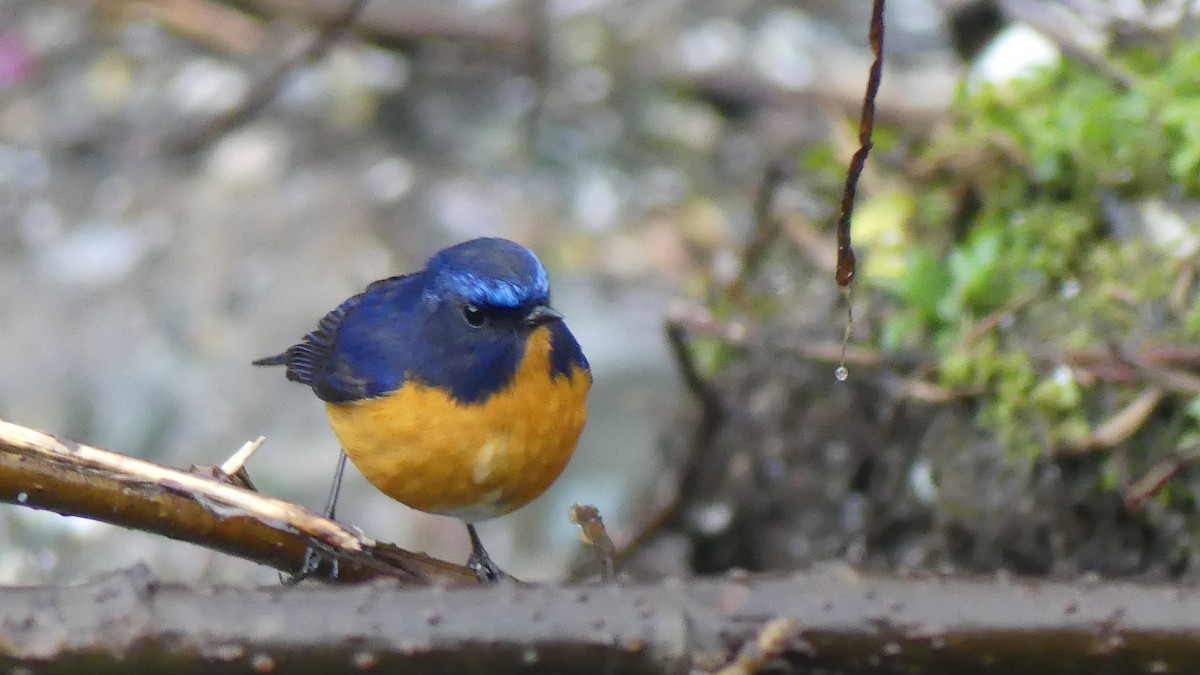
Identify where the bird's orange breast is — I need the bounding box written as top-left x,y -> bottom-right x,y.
323,326 -> 590,522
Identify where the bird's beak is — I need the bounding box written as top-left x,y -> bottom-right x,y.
525,304 -> 563,327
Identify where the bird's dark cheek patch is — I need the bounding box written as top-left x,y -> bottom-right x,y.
547,320 -> 589,380
399,312 -> 526,405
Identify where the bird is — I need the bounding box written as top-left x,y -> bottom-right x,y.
254,237 -> 591,581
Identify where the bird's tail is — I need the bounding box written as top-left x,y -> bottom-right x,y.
252,352 -> 288,367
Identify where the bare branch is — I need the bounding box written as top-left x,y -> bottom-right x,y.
225,0 -> 530,49
0,418 -> 478,586
161,0 -> 369,153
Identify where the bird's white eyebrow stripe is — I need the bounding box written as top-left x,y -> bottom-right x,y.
443,267 -> 548,308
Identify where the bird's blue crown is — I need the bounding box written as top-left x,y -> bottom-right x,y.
427,238 -> 550,308
264,237 -> 587,404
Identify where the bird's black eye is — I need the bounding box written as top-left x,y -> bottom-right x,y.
461,304 -> 486,328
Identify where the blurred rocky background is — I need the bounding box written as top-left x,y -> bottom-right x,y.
6,0 -> 1199,587
0,0 -> 956,584
607,0 -> 1200,582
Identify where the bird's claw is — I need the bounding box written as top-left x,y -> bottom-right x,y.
467,550 -> 508,583
283,545 -> 339,584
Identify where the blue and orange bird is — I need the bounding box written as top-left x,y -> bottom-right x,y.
254,238 -> 591,581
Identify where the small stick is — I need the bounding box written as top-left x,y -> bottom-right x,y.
220,436 -> 266,476
568,503 -> 616,581
1125,446 -> 1200,510
1118,344 -> 1200,395
833,0 -> 885,289
711,617 -> 803,675
664,309 -> 722,422
1058,387 -> 1165,456
831,0 -> 886,379
728,160 -> 793,303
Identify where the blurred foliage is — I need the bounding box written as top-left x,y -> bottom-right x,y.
839,39 -> 1200,464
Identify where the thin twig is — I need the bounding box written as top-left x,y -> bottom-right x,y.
709,617 -> 803,675
1116,344 -> 1200,395
220,435 -> 266,476
728,160 -> 793,303
665,302 -> 908,369
997,0 -> 1139,91
163,0 -> 369,153
664,307 -> 723,423
523,0 -> 551,157
781,211 -> 838,272
1057,387 -> 1166,457
568,503 -> 616,581
1058,343 -> 1200,388
1124,445 -> 1200,510
103,0 -> 264,54
833,0 -> 885,290
831,0 -> 886,379
959,288 -> 1040,346
666,303 -> 748,346
653,307 -> 732,574
223,0 -> 529,50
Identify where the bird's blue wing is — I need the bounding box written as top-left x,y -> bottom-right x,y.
255,273 -> 420,402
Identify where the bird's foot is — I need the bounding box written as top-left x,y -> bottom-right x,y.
282,545 -> 339,585
466,549 -> 508,583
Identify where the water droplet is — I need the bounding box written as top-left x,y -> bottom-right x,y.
17,492 -> 28,503
835,366 -> 849,381
352,651 -> 378,670
250,653 -> 276,673
689,501 -> 734,535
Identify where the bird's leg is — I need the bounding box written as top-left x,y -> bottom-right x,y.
285,450 -> 348,584
465,523 -> 508,582
321,449 -> 349,521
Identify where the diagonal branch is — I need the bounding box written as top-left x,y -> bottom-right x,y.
0,418 -> 477,586
161,0 -> 369,153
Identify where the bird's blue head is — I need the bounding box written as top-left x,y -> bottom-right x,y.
265,237 -> 588,405
426,238 -> 550,311
400,237 -> 587,403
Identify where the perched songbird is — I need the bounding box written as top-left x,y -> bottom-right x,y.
254,238 -> 591,581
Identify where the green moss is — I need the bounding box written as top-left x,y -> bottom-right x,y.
838,40 -> 1200,462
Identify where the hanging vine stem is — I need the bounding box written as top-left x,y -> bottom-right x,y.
833,0 -> 886,381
